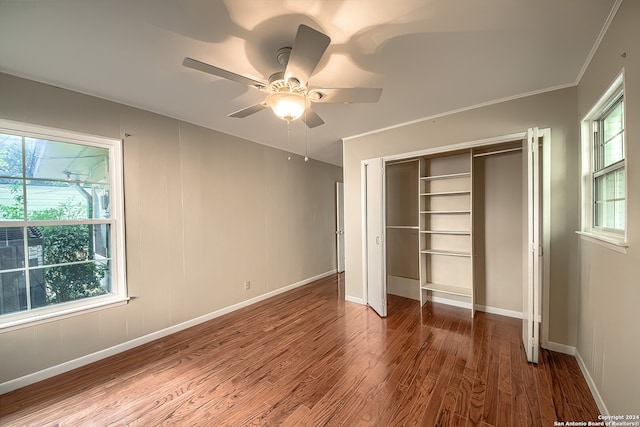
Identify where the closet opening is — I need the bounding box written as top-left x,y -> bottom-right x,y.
363,129 -> 548,362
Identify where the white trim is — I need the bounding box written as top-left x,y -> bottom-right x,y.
575,0 -> 624,84
344,89 -> 570,143
575,349 -> 609,416
345,295 -> 365,305
360,159 -> 369,305
0,119 -> 121,147
0,296 -> 129,333
0,270 -> 336,395
576,231 -> 628,254
541,128 -> 552,349
429,295 -> 472,310
546,341 -> 576,356
474,304 -> 523,320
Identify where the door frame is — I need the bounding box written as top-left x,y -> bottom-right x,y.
361,130 -> 550,348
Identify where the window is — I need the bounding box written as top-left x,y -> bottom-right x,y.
0,120 -> 126,330
580,72 -> 627,250
593,95 -> 625,230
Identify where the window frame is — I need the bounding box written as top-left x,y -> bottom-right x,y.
0,119 -> 128,332
579,71 -> 628,252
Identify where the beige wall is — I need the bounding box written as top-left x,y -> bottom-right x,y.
0,73 -> 342,385
474,150 -> 523,312
343,87 -> 580,347
576,0 -> 639,414
385,161 -> 419,281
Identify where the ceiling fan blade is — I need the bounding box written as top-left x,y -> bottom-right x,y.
301,106 -> 324,128
310,88 -> 382,104
285,25 -> 331,86
228,103 -> 267,118
183,57 -> 266,89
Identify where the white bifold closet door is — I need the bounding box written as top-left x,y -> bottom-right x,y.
523,127 -> 542,364
336,182 -> 345,273
364,158 -> 387,317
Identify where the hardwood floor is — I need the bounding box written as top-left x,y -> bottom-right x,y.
0,273 -> 600,426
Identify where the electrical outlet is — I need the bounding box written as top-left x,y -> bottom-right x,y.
244,280 -> 251,290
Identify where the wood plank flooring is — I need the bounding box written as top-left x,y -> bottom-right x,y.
0,273 -> 600,426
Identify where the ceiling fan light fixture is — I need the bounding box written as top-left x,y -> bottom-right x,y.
266,91 -> 307,121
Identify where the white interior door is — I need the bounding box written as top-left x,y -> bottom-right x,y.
523,127 -> 542,363
365,158 -> 387,317
336,182 -> 345,273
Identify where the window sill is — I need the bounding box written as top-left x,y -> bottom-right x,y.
0,296 -> 130,333
575,231 -> 628,254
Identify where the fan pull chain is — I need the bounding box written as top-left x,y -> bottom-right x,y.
304,108 -> 309,162
287,120 -> 292,160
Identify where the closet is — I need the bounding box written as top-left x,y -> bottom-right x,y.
368,128 -> 543,362
383,140 -> 528,317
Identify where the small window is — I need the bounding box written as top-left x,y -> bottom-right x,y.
593,94 -> 625,231
0,120 -> 127,330
580,72 -> 627,249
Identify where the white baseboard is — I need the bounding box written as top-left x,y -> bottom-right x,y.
474,304 -> 523,319
575,349 -> 609,416
0,270 -> 336,395
546,341 -> 576,355
345,295 -> 365,305
429,295 -> 472,310
428,297 -> 524,320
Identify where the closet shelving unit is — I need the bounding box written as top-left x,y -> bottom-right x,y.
419,154 -> 474,314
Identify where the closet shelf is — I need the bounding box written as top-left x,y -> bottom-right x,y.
386,225 -> 420,230
421,282 -> 472,297
420,230 -> 471,235
420,210 -> 471,214
420,249 -> 471,257
420,172 -> 470,181
420,191 -> 471,196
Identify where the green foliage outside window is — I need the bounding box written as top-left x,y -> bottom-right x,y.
1,187 -> 107,307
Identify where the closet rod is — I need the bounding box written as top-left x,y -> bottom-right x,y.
386,157 -> 419,165
473,147 -> 522,158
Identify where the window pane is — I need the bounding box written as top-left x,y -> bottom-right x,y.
0,180 -> 25,220
594,201 -> 604,228
93,224 -> 111,258
615,200 -> 625,230
0,270 -> 27,315
603,134 -> 623,167
603,101 -> 623,142
615,168 -> 625,198
0,227 -> 26,272
24,138 -> 109,183
601,98 -> 624,168
594,169 -> 624,231
604,200 -> 615,229
29,224 -> 110,267
604,172 -> 616,200
26,180 -> 110,220
0,134 -> 24,179
33,260 -> 110,306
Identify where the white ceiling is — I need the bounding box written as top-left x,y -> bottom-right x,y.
0,0 -> 618,166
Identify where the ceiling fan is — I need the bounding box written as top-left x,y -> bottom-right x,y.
182,24 -> 382,128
